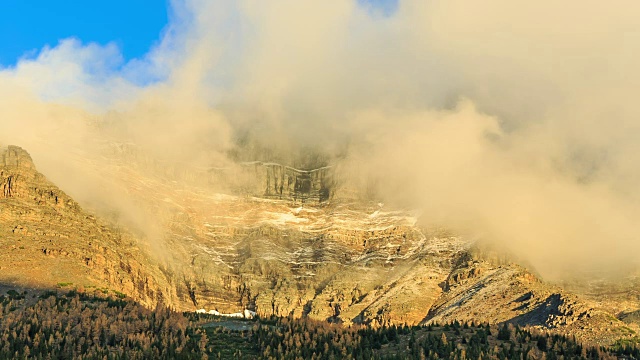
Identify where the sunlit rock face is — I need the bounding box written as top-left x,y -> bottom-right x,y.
105,149 -> 442,325
0,145 -> 175,308
256,162 -> 333,203
1,144 -> 639,346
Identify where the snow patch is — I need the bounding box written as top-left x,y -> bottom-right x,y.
195,308 -> 256,319
270,212 -> 308,225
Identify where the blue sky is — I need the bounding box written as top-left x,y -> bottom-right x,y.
0,0 -> 169,66
0,1 -> 398,67
359,0 -> 399,16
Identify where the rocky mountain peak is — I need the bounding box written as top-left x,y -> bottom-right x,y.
1,145 -> 35,199
0,145 -> 72,208
0,144 -> 170,308
1,145 -> 34,169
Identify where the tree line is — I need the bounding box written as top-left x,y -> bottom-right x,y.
1,290 -> 638,359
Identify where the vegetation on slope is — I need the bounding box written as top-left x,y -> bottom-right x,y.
0,290 -> 638,359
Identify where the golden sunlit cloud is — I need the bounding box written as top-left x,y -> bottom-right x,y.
1,0 -> 639,279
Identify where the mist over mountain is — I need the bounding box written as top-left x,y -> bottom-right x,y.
2,1 -> 640,281
1,1 -> 640,357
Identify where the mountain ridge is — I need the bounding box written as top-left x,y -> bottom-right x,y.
0,144 -> 638,347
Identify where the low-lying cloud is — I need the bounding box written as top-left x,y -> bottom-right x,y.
1,0 -> 639,280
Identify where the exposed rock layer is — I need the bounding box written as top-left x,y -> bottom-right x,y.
0,145 -> 638,347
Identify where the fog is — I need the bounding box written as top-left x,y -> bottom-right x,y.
1,0 -> 639,280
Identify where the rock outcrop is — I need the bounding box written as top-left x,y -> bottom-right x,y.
1,144 -> 638,347
0,145 -> 173,308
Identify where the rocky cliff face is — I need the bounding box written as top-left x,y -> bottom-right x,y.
1,145 -> 638,347
0,146 -> 173,308
421,252 -> 637,346
255,162 -> 333,203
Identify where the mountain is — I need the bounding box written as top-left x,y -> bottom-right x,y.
0,145 -> 638,347
0,145 -> 173,307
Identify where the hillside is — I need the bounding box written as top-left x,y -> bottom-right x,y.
0,145 -> 173,306
0,144 -> 639,348
1,290 -> 638,359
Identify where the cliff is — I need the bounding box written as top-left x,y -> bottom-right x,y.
0,145 -> 173,308
0,144 -> 638,347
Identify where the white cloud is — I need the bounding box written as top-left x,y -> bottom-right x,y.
1,0 -> 640,279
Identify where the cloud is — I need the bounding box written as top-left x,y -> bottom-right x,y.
1,0 -> 639,279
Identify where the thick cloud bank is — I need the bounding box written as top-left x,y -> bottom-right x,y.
1,0 -> 639,279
